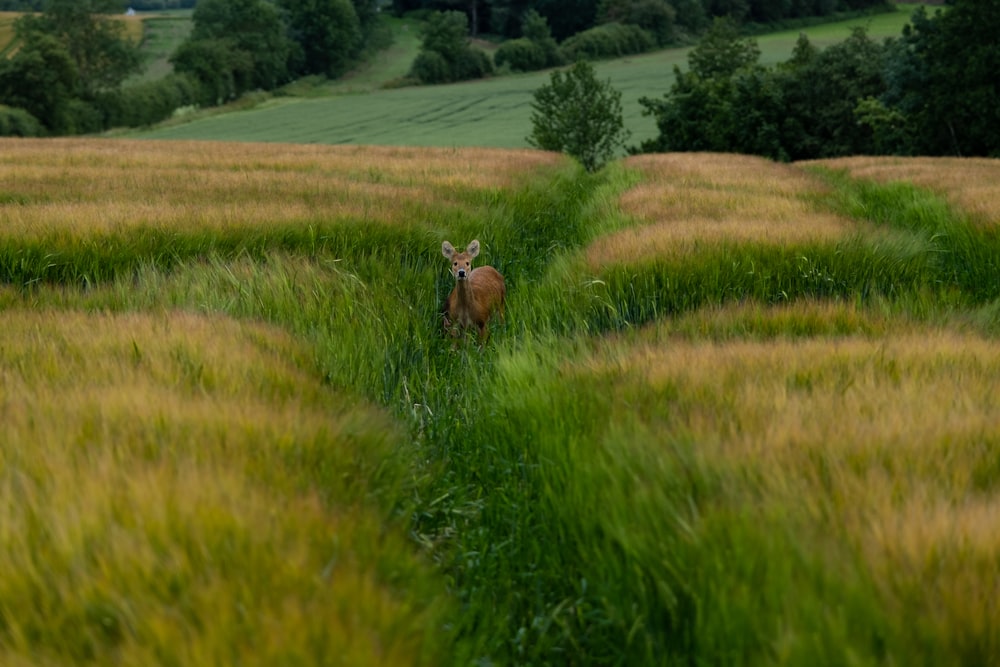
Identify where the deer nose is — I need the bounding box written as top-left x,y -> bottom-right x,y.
457,268 -> 467,279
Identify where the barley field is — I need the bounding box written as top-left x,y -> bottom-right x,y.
1,137 -> 998,665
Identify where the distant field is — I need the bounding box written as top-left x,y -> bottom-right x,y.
0,11 -> 19,56
136,5 -> 923,149
0,10 -> 171,67
129,12 -> 192,83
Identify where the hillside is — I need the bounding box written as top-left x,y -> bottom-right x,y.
1,137 -> 998,664
132,6 -> 922,148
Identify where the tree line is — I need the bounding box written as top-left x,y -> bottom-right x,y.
1,0 -> 995,166
0,0 -> 388,135
634,0 -> 999,159
0,0 -> 893,136
525,0 -> 997,171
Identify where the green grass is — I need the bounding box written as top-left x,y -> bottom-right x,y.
131,6 -> 920,149
2,136 -> 998,665
129,13 -> 193,83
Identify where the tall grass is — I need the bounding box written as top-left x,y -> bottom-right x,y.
1,140 -> 998,665
0,309 -> 451,665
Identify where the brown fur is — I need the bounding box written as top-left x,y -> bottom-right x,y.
441,239 -> 506,345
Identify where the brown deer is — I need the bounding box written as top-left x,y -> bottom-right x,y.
441,239 -> 506,345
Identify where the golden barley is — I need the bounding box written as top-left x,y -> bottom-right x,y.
587,153 -> 856,268
811,156 -> 1000,226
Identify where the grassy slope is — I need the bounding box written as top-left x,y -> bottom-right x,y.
1,138 -> 998,665
133,6 -> 923,149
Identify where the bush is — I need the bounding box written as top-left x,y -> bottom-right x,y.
494,38 -> 547,72
410,50 -> 452,84
100,74 -> 201,129
599,0 -> 678,46
454,47 -> 494,80
559,22 -> 654,62
0,105 -> 44,137
409,11 -> 493,84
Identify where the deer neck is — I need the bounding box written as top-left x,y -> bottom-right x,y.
454,276 -> 475,303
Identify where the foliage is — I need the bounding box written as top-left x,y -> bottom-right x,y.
528,60 -> 630,171
559,21 -> 655,61
0,103 -> 42,136
493,9 -> 562,72
599,0 -> 677,45
638,2 -> 1000,160
409,11 -> 493,83
637,19 -> 888,160
688,15 -> 759,77
280,0 -> 364,79
0,32 -> 76,132
636,17 -> 765,155
100,72 -> 201,128
493,37 -> 546,71
884,0 -> 1000,156
172,0 -> 292,97
0,0 -> 141,133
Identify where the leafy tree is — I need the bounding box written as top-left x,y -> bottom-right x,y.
636,18 -> 763,154
637,22 -> 891,161
494,9 -> 563,71
12,0 -> 141,100
885,0 -> 1000,156
174,0 -> 292,95
279,0 -> 363,78
687,16 -> 759,78
0,0 -> 141,133
778,28 -> 886,158
409,11 -> 493,83
0,32 -> 75,132
599,0 -> 676,46
170,37 -> 251,105
528,60 -> 630,171
522,9 -> 562,65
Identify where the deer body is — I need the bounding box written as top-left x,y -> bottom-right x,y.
442,239 -> 506,344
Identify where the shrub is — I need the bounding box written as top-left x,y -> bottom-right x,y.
559,22 -> 654,62
0,105 -> 44,137
494,38 -> 546,72
410,50 -> 452,84
409,11 -> 494,84
100,74 -> 201,129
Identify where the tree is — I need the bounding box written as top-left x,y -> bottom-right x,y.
174,0 -> 292,94
409,11 -> 493,83
12,0 -> 141,100
687,16 -> 759,79
0,0 -> 141,133
528,60 -> 630,171
0,32 -> 75,132
636,18 -> 763,155
778,28 -> 886,159
279,0 -> 363,79
886,0 -> 1000,156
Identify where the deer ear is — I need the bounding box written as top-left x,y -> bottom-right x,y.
442,241 -> 455,259
466,240 -> 480,258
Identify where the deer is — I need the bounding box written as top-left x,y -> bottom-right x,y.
441,239 -> 506,346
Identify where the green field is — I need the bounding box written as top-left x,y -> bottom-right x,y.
134,5 -> 923,149
129,11 -> 193,83
1,137 -> 998,665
